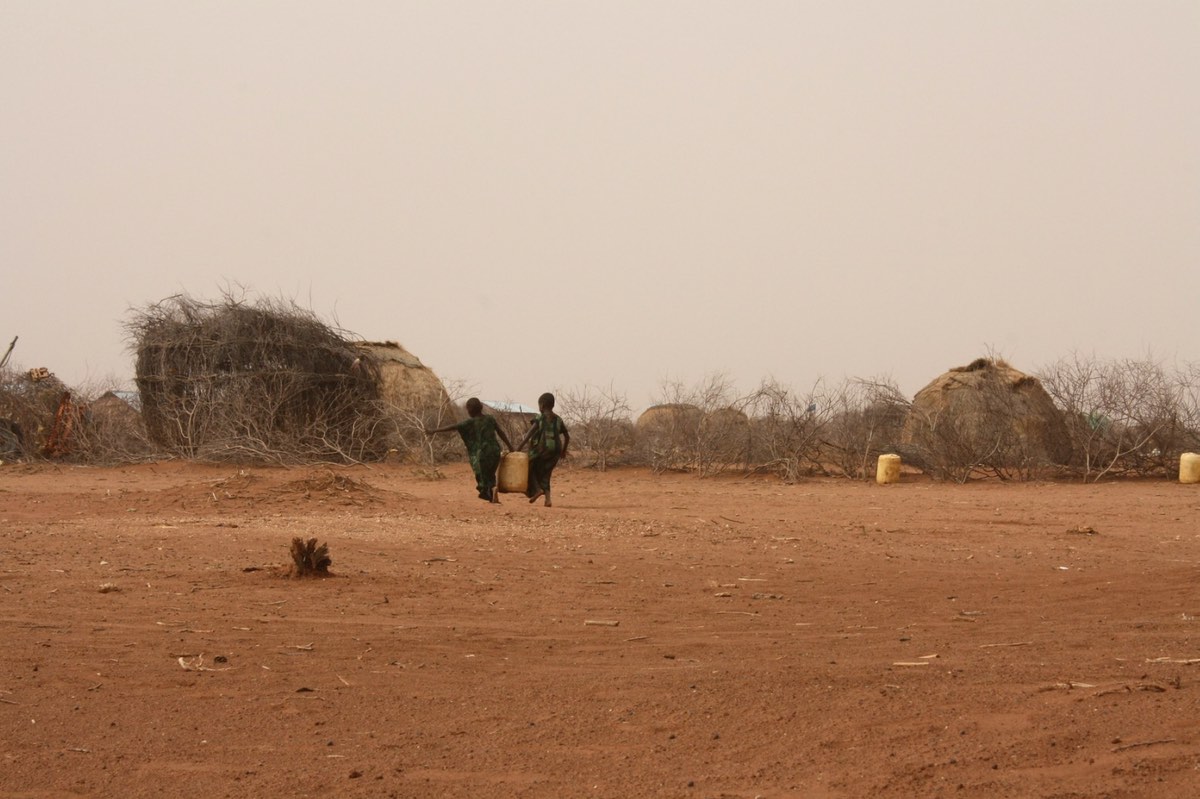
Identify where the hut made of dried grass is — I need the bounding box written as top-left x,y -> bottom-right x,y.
355,341 -> 453,424
354,341 -> 458,454
129,295 -> 382,462
902,358 -> 1070,477
636,403 -> 703,434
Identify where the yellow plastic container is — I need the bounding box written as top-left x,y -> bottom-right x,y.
876,453 -> 901,485
1181,452 -> 1200,484
498,452 -> 529,494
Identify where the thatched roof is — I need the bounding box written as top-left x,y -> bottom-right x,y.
636,403 -> 702,430
902,358 -> 1070,468
354,341 -> 452,421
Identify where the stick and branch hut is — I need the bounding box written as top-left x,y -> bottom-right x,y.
128,294 -> 388,463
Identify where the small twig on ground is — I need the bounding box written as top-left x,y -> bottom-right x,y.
978,641 -> 1033,648
1112,738 -> 1176,753
1095,685 -> 1131,697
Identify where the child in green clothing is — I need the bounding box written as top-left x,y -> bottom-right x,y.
426,398 -> 513,503
517,392 -> 570,507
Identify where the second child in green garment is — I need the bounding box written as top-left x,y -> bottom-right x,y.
426,397 -> 514,503
517,392 -> 570,507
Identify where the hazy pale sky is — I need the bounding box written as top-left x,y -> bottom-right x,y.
3,1 -> 1197,411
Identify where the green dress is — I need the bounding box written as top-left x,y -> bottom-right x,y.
526,413 -> 566,496
455,415 -> 502,499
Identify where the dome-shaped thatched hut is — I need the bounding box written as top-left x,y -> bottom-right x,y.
902,358 -> 1070,478
354,342 -> 456,449
636,403 -> 750,474
355,342 -> 452,420
636,403 -> 702,435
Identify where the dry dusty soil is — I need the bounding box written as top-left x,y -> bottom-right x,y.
2,461 -> 1199,798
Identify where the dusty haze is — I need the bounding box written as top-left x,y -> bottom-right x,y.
3,1 -> 1197,410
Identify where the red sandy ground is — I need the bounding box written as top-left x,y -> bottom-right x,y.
1,461 -> 1199,798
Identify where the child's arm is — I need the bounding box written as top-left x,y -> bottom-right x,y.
424,423 -> 458,435
559,424 -> 570,459
497,426 -> 514,452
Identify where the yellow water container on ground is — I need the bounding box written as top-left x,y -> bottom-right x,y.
876,453 -> 901,485
498,452 -> 529,494
1181,452 -> 1200,484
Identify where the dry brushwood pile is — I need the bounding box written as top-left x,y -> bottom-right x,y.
289,537 -> 331,576
273,470 -> 383,505
0,368 -> 72,457
128,294 -> 385,463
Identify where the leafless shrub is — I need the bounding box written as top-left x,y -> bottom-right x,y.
386,376 -> 471,471
820,377 -> 910,480
743,377 -> 832,481
126,292 -> 385,464
1038,353 -> 1197,481
0,364 -> 71,460
289,537 -> 332,576
637,375 -> 752,476
0,415 -> 20,461
0,363 -> 160,463
479,399 -> 536,458
1178,362 -> 1200,453
557,383 -> 634,471
63,380 -> 158,464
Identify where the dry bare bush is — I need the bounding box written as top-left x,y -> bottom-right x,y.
289,537 -> 332,576
480,400 -> 536,459
557,383 -> 633,471
1038,354 -> 1197,481
1177,362 -> 1200,454
743,377 -> 833,481
66,380 -> 158,464
0,415 -> 20,461
820,377 -> 910,480
0,361 -> 160,463
0,365 -> 72,460
127,293 -> 385,464
387,376 -> 472,471
638,375 -> 751,476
